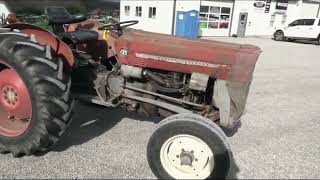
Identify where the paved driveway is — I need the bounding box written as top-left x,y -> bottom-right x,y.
1,37 -> 319,179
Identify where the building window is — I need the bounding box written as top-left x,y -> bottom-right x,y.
199,5 -> 231,29
269,14 -> 276,27
281,15 -> 287,25
125,6 -> 130,16
149,7 -> 156,19
136,6 -> 142,17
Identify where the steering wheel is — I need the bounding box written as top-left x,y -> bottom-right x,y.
98,20 -> 139,31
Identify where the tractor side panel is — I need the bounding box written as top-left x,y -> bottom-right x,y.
5,23 -> 74,68
115,30 -> 261,128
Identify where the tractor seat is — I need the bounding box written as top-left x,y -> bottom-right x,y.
58,30 -> 99,44
45,7 -> 87,25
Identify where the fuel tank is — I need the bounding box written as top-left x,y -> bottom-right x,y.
115,29 -> 261,82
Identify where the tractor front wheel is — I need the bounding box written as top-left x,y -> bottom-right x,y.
0,31 -> 73,157
147,114 -> 231,179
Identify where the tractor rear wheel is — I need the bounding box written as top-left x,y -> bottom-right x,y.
0,31 -> 73,157
147,113 -> 231,179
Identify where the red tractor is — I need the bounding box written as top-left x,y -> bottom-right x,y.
0,7 -> 261,179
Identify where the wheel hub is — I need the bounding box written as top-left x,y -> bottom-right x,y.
275,31 -> 283,40
3,86 -> 18,106
160,134 -> 214,179
180,150 -> 194,166
0,66 -> 32,137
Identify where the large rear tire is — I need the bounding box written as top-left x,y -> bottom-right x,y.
0,30 -> 73,157
147,113 -> 231,179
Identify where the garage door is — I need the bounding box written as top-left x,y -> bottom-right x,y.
199,0 -> 234,36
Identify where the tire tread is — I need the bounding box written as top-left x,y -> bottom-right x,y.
0,30 -> 73,157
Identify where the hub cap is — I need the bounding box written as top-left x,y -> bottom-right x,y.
275,31 -> 283,41
0,64 -> 32,137
160,134 -> 214,179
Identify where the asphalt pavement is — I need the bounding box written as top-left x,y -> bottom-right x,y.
1,37 -> 320,179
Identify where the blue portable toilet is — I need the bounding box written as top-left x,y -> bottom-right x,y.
175,10 -> 199,38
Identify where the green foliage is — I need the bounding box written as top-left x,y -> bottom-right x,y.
66,6 -> 88,14
14,8 -> 43,16
10,4 -> 86,31
32,17 -> 51,31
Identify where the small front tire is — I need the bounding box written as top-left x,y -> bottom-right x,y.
147,114 -> 231,179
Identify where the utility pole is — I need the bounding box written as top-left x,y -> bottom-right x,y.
171,0 -> 177,35
317,0 -> 320,17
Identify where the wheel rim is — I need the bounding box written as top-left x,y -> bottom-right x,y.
275,32 -> 283,40
160,134 -> 214,179
0,62 -> 32,137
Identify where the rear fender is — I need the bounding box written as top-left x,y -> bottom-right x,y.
5,23 -> 74,68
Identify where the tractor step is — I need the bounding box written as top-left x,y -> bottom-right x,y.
74,94 -> 119,108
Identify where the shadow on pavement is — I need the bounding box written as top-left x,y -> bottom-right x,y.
43,101 -> 160,154
34,101 -> 242,178
292,39 -> 319,45
36,102 -> 241,178
271,38 -> 319,45
226,153 -> 241,179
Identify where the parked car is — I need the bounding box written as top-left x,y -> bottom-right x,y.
274,18 -> 320,45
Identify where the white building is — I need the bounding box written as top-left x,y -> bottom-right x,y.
0,1 -> 10,16
120,0 -> 320,37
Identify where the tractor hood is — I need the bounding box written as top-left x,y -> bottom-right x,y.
116,29 -> 262,83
